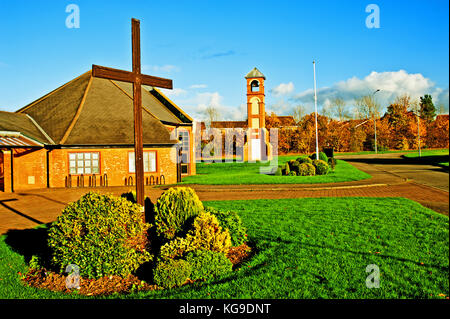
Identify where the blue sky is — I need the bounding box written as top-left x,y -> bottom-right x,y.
0,0 -> 448,120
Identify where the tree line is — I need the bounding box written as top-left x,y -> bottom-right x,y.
266,94 -> 448,154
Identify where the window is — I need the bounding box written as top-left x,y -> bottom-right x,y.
178,131 -> 190,164
250,97 -> 260,115
178,130 -> 190,175
69,152 -> 100,175
129,151 -> 157,173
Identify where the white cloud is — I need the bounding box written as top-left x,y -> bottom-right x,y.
271,82 -> 295,97
159,88 -> 187,97
189,84 -> 208,89
293,70 -> 449,115
142,64 -> 180,73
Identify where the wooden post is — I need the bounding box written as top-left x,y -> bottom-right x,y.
91,18 -> 173,219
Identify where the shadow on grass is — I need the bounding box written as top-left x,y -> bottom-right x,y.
3,224 -> 53,267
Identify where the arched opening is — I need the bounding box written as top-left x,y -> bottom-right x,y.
250,80 -> 260,92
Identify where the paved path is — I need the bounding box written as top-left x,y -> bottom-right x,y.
336,152 -> 449,192
0,152 -> 448,235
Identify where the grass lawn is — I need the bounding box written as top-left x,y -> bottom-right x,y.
180,156 -> 371,185
402,149 -> 449,168
1,197 -> 448,299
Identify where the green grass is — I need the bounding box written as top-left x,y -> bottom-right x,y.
1,197 -> 448,299
180,157 -> 371,185
402,149 -> 449,167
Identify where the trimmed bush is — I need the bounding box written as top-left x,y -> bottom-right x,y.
313,159 -> 329,175
289,160 -> 300,174
298,163 -> 316,176
289,171 -> 297,176
186,212 -> 232,254
159,237 -> 195,261
310,152 -> 328,163
186,250 -> 233,281
48,192 -> 152,279
154,187 -> 204,240
205,207 -> 247,246
296,157 -> 313,165
153,259 -> 191,288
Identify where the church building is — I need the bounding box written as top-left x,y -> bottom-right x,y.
0,71 -> 195,192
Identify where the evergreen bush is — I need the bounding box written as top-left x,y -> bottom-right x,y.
154,187 -> 204,241
298,163 -> 316,176
297,157 -> 313,165
205,207 -> 247,246
153,259 -> 191,288
312,159 -> 329,175
186,250 -> 233,281
186,212 -> 232,254
48,192 -> 152,279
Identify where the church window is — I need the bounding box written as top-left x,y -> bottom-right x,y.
128,151 -> 157,173
69,152 -> 100,175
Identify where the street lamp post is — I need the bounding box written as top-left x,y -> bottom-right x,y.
313,60 -> 319,160
372,89 -> 380,154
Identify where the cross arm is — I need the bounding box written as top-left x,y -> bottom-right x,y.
92,65 -> 135,82
92,64 -> 173,89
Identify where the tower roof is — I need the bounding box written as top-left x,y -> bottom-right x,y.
245,67 -> 265,79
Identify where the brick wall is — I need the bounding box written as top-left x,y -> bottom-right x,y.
49,147 -> 178,188
1,146 -> 177,192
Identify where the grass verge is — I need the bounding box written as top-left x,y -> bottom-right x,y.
1,197 -> 448,299
181,157 -> 371,185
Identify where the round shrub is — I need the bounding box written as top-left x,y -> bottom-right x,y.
310,152 -> 328,163
48,192 -> 152,279
186,250 -> 232,281
186,211 -> 232,254
205,207 -> 247,246
296,157 -> 313,165
289,160 -> 300,174
154,187 -> 204,241
313,159 -> 329,175
289,171 -> 297,176
298,163 -> 316,176
153,259 -> 191,288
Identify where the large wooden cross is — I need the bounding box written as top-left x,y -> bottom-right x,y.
92,18 -> 173,216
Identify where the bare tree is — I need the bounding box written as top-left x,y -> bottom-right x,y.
355,95 -> 381,119
330,97 -> 350,121
205,105 -> 220,125
355,93 -> 381,153
292,104 -> 306,123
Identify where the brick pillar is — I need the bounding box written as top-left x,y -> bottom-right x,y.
1,150 -> 13,193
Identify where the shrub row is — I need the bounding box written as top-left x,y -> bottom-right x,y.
272,151 -> 337,177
